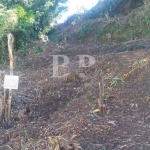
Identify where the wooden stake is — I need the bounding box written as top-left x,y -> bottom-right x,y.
5,33 -> 14,121
98,72 -> 107,113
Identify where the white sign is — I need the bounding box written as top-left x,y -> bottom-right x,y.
4,75 -> 19,89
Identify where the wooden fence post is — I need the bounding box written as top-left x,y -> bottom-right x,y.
4,33 -> 14,122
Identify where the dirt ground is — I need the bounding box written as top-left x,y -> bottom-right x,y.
0,39 -> 150,150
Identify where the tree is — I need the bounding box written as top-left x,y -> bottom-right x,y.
0,0 -> 68,34
84,0 -> 144,19
0,0 -> 68,62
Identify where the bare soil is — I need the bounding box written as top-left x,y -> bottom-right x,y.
0,39 -> 150,150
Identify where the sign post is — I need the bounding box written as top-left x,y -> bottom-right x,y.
4,33 -> 15,122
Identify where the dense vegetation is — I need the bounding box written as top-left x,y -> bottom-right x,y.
0,0 -> 67,63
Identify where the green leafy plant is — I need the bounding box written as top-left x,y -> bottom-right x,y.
0,0 -> 68,63
111,76 -> 123,84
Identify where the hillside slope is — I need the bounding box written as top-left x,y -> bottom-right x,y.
0,39 -> 149,150
0,1 -> 150,150
50,1 -> 150,45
